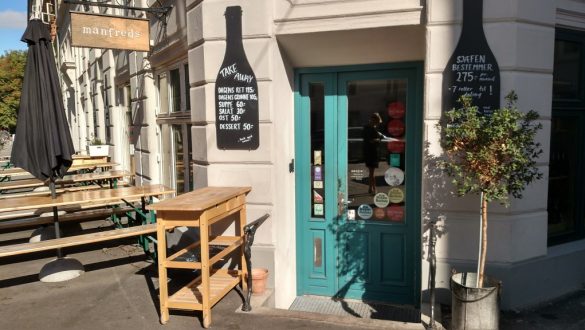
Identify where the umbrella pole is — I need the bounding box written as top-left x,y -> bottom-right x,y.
39,179 -> 83,282
49,180 -> 63,259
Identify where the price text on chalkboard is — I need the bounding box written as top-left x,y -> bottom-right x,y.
442,0 -> 500,116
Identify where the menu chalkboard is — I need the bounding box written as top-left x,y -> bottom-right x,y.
215,6 -> 259,150
442,0 -> 500,116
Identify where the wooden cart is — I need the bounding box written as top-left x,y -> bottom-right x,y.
148,186 -> 251,328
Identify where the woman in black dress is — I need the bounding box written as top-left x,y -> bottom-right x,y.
363,113 -> 385,194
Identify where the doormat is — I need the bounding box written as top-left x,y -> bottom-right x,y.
289,295 -> 421,323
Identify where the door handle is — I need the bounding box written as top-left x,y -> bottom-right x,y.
337,192 -> 352,217
337,191 -> 345,216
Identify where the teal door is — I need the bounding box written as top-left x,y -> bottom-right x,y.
295,63 -> 422,306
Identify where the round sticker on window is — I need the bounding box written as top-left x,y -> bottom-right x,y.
387,140 -> 405,153
373,208 -> 385,220
384,167 -> 404,186
387,101 -> 405,119
386,206 -> 404,222
387,119 -> 405,137
388,187 -> 405,204
374,193 -> 390,208
357,204 -> 373,220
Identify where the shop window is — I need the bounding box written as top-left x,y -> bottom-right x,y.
159,123 -> 193,195
92,82 -> 99,140
156,62 -> 193,194
170,68 -> 181,112
172,124 -> 193,194
185,64 -> 191,110
158,65 -> 190,114
548,29 -> 585,245
157,73 -> 168,115
103,74 -> 111,144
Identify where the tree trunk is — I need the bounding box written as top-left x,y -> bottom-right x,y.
478,195 -> 488,288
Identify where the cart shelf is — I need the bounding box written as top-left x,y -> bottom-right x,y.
165,236 -> 243,269
167,270 -> 241,310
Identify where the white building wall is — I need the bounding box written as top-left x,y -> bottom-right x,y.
54,0 -> 585,311
187,0 -> 279,304
187,0 -> 427,309
423,0 -> 585,310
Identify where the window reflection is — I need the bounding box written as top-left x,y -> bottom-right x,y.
553,40 -> 582,100
347,79 -> 407,223
170,68 -> 181,112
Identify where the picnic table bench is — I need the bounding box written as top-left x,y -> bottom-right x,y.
0,184 -> 174,258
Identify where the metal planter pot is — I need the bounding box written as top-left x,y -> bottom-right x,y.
451,272 -> 501,330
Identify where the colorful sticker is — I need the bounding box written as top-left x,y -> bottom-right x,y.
390,153 -> 401,167
313,190 -> 323,203
313,166 -> 322,181
373,193 -> 390,208
386,206 -> 404,222
347,209 -> 356,220
313,181 -> 323,189
314,150 -> 322,166
357,204 -> 373,220
373,208 -> 385,220
387,119 -> 405,137
314,204 -> 324,216
387,140 -> 405,153
387,101 -> 405,119
384,167 -> 405,186
388,187 -> 405,204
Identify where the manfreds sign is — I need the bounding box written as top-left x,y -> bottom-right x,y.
71,12 -> 149,52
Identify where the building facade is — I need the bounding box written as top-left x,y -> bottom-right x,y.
50,0 -> 585,311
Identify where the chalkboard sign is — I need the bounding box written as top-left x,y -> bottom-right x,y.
442,0 -> 500,116
215,6 -> 259,150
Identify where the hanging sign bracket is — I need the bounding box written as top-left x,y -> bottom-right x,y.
63,0 -> 172,15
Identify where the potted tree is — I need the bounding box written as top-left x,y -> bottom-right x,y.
87,136 -> 109,157
438,91 -> 543,329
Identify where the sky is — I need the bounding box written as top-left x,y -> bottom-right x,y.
0,1 -> 28,55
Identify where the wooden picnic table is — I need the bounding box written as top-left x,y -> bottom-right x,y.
0,184 -> 172,213
0,170 -> 132,195
0,184 -> 175,258
0,162 -> 118,180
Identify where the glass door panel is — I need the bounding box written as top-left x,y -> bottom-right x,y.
345,79 -> 408,223
310,83 -> 326,218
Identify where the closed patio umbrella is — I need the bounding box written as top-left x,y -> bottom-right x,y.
11,18 -> 82,282
11,19 -> 74,185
